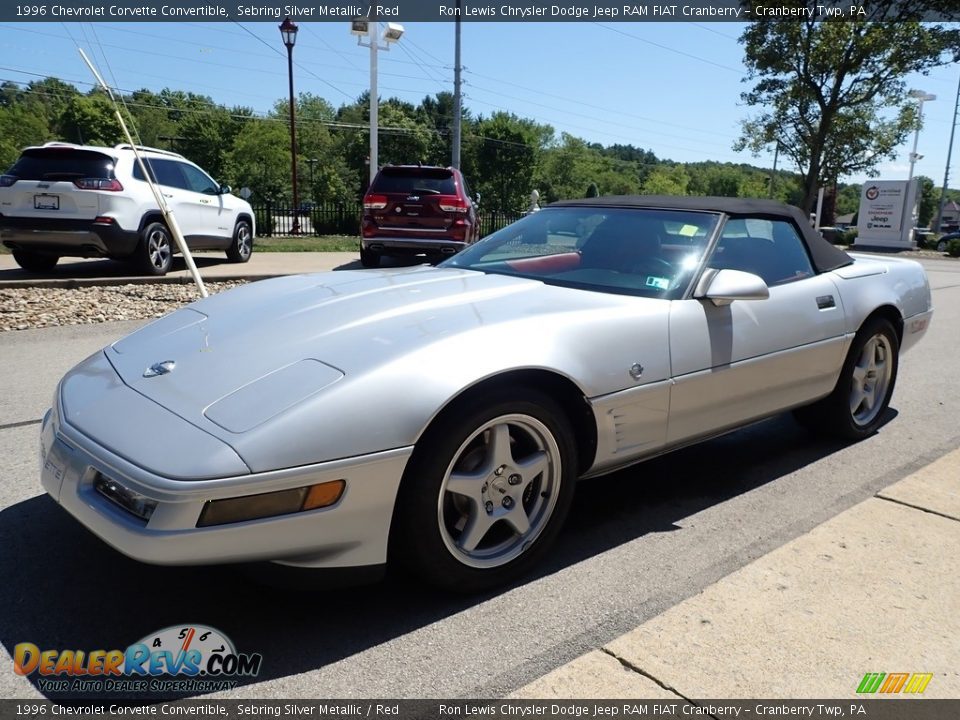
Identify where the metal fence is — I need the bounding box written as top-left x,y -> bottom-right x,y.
251,202 -> 524,238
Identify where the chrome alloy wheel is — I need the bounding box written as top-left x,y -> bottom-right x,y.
147,228 -> 172,270
236,223 -> 252,259
849,332 -> 892,426
437,413 -> 562,569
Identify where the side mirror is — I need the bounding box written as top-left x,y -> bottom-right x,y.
695,268 -> 769,307
219,184 -> 232,195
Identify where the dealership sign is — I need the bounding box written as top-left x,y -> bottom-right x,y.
855,179 -> 919,248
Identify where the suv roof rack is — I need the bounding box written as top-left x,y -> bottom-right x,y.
114,144 -> 185,159
42,142 -> 83,148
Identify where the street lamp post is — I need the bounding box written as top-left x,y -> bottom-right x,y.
306,158 -> 319,195
279,16 -> 300,235
351,18 -> 404,186
907,90 -> 936,186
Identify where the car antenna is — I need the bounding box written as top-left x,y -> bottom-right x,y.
78,48 -> 208,298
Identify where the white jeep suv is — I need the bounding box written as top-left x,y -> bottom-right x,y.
0,142 -> 255,275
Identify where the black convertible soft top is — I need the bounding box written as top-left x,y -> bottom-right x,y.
551,195 -> 853,274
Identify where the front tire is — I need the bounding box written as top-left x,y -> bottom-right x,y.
226,220 -> 253,263
391,387 -> 578,593
137,222 -> 174,276
794,316 -> 899,440
12,249 -> 58,273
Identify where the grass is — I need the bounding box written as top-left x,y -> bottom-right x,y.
253,235 -> 360,252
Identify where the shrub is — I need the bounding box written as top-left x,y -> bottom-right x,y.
838,227 -> 858,245
948,238 -> 960,258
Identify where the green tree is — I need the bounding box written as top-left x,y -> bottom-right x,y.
835,183 -> 862,217
224,119 -> 290,202
60,93 -> 125,145
641,164 -> 690,196
735,5 -> 960,212
916,176 -> 936,228
0,104 -> 50,168
178,106 -> 250,182
473,112 -> 551,211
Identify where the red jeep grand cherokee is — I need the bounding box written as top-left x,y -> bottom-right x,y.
360,165 -> 480,267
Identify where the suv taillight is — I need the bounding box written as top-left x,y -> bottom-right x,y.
0,175 -> 17,187
438,195 -> 468,213
363,194 -> 388,210
74,178 -> 123,191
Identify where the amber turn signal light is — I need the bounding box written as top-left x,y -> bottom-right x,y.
197,479 -> 346,527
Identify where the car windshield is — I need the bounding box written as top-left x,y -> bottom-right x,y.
371,168 -> 457,195
441,206 -> 721,299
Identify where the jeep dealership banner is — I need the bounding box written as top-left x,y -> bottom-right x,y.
855,179 -> 918,249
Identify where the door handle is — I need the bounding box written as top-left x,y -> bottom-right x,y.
162,193 -> 173,198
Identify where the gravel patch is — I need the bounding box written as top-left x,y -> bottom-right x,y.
0,281 -> 247,333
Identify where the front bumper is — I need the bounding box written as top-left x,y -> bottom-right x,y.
901,308 -> 934,354
40,396 -> 412,569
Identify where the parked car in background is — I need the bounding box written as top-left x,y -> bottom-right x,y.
360,164 -> 480,267
40,196 -> 932,592
0,142 -> 255,275
936,231 -> 960,252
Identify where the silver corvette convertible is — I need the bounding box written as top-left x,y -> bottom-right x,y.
40,196 -> 932,591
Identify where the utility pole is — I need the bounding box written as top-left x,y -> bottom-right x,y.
452,0 -> 462,169
935,72 -> 960,232
768,141 -> 779,198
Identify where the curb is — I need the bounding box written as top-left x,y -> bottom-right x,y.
0,274 -> 284,290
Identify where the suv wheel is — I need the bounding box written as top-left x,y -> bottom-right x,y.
226,220 -> 253,263
360,246 -> 381,268
137,222 -> 174,276
12,249 -> 59,273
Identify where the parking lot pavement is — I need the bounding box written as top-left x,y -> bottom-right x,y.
0,256 -> 957,701
0,251 -> 363,287
514,448 -> 960,699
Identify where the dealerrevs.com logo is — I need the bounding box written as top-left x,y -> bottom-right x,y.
14,624 -> 262,694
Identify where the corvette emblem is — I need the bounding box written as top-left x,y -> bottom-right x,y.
143,360 -> 176,378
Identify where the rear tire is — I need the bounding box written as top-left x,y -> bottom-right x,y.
226,220 -> 253,263
793,316 -> 899,440
137,222 -> 174,276
360,247 -> 381,268
12,250 -> 58,273
391,387 -> 577,593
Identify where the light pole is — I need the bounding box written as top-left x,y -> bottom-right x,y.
935,74 -> 960,232
351,18 -> 404,185
279,16 -> 300,235
900,90 -> 937,242
906,90 -> 936,185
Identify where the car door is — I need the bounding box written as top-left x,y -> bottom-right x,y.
177,162 -> 232,244
137,158 -> 199,243
667,217 -> 848,444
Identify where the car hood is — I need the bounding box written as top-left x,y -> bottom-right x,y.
109,267 -> 550,403
94,266 -> 668,472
